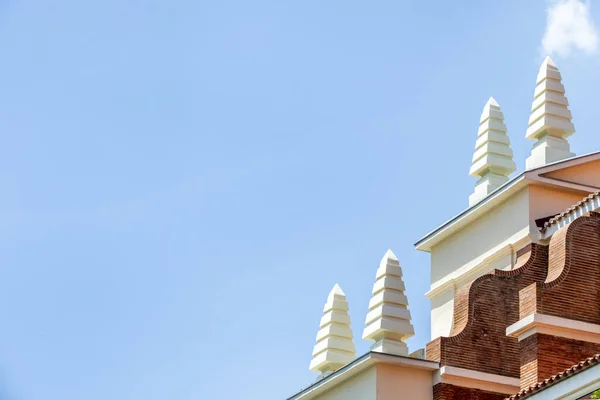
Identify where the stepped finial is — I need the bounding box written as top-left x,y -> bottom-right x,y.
362,249 -> 414,356
525,56 -> 575,169
468,97 -> 516,206
309,283 -> 356,377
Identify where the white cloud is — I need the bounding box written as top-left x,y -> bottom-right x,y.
542,0 -> 599,58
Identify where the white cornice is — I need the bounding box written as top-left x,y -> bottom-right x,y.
533,175 -> 600,193
506,314 -> 600,343
426,231 -> 530,299
527,150 -> 600,175
415,175 -> 527,252
433,366 -> 520,395
415,151 -> 600,253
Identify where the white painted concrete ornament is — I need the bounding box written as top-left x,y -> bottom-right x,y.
362,250 -> 414,356
469,97 -> 516,206
309,284 -> 356,376
526,56 -> 575,169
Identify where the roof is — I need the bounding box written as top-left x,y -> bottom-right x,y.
415,151 -> 600,252
414,173 -> 527,251
540,191 -> 600,233
506,354 -> 600,399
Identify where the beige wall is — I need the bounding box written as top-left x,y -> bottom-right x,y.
544,159 -> 600,189
427,182 -> 592,340
428,188 -> 530,339
430,188 -> 529,286
311,364 -> 434,400
314,366 -> 376,400
528,185 -> 587,234
376,364 -> 433,400
430,287 -> 456,341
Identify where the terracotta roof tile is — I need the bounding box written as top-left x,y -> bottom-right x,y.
540,191 -> 600,233
506,354 -> 600,399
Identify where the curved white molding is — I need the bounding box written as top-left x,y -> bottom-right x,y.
426,231 -> 529,300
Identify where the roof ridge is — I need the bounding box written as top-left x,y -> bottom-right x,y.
541,191 -> 600,232
506,353 -> 600,399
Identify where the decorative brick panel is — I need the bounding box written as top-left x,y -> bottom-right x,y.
516,212 -> 600,389
433,383 -> 506,400
519,212 -> 600,324
519,333 -> 600,389
426,211 -> 600,399
426,244 -> 548,378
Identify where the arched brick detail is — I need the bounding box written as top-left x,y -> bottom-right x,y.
516,212 -> 600,389
519,212 -> 600,324
426,244 -> 548,377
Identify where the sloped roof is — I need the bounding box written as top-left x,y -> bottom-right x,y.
415,151 -> 600,252
506,354 -> 600,399
541,191 -> 600,233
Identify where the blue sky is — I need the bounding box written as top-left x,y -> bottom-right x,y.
0,1 -> 598,399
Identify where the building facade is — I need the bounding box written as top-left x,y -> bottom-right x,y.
288,57 -> 600,400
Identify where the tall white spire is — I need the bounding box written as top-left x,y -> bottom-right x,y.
468,97 -> 516,206
362,250 -> 414,356
309,284 -> 356,376
525,56 -> 575,169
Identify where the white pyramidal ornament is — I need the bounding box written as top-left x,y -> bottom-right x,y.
309,284 -> 356,376
468,97 -> 516,206
362,250 -> 414,356
525,56 -> 575,169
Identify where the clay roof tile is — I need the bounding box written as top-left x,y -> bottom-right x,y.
505,354 -> 600,399
541,191 -> 600,232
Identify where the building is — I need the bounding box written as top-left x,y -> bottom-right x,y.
287,57 -> 600,400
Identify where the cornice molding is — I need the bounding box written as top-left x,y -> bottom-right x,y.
507,314 -> 600,344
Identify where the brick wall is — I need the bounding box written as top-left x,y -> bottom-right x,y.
426,244 -> 548,378
517,213 -> 600,388
519,212 -> 600,324
426,212 -> 600,398
520,334 -> 600,389
433,383 -> 506,400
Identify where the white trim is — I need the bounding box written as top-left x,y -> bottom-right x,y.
415,151 -> 600,252
534,175 -> 599,194
370,352 -> 440,370
506,314 -> 600,343
415,175 -> 527,252
287,352 -> 439,400
529,150 -> 600,175
426,231 -> 529,299
525,362 -> 600,399
434,366 -> 520,395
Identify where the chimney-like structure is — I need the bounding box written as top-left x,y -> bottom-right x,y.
362,249 -> 414,356
525,56 -> 575,169
309,284 -> 356,377
469,97 -> 516,206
